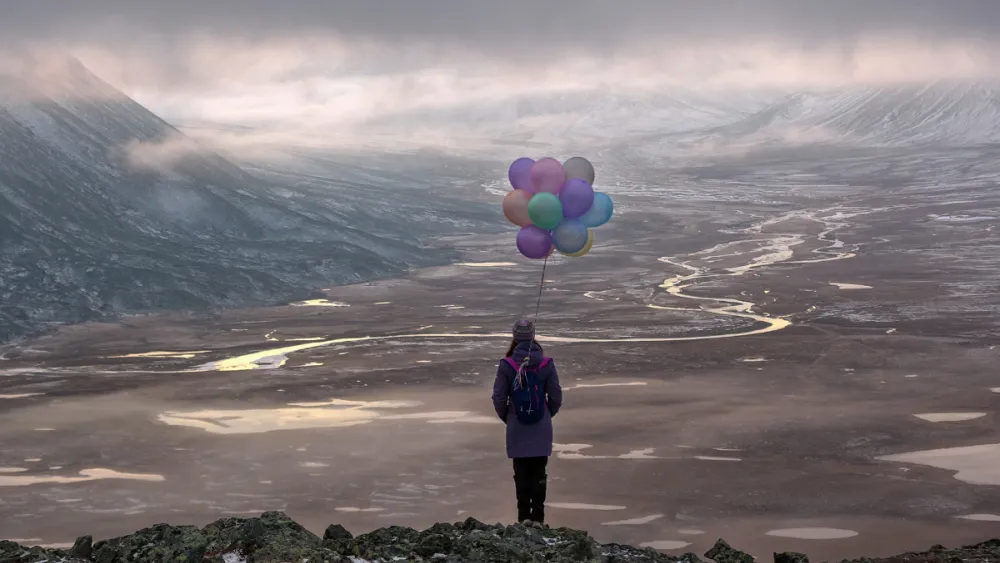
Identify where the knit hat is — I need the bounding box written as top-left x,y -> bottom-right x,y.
512,319 -> 535,342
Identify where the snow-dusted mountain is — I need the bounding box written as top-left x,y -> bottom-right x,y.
358,87 -> 780,152
361,81 -> 1000,157
0,58 -> 494,341
698,81 -> 1000,149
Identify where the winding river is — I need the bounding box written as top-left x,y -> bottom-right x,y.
192,206 -> 861,371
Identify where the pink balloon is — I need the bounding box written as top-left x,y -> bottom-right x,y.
530,157 -> 566,195
502,189 -> 533,227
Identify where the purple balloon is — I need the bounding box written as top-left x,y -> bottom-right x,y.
516,226 -> 553,260
559,178 -> 595,218
508,157 -> 535,192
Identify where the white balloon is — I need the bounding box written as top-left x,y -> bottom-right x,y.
563,157 -> 595,184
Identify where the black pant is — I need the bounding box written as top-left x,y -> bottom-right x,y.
512,456 -> 548,523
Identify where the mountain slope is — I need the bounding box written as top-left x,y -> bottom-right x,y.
706,81 -> 1000,148
359,87 -> 780,152
0,58 -> 486,341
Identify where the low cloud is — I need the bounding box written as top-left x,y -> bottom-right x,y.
120,134 -> 206,173
68,34 -> 993,158
4,3 -> 1000,159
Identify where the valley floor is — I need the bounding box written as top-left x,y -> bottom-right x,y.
2,148 -> 999,560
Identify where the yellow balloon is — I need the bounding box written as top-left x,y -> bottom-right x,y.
561,229 -> 594,257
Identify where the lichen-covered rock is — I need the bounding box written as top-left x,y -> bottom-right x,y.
415,533 -> 453,557
1,514 -> 998,563
323,524 -> 353,542
596,542 -> 696,563
706,539 -> 755,563
774,551 -> 808,563
839,538 -> 1000,563
201,511 -> 330,563
348,524 -> 423,561
1,540 -> 85,563
458,517 -> 496,532
91,523 -> 207,563
70,535 -> 93,560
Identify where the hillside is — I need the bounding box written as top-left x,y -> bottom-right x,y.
0,57 -> 489,341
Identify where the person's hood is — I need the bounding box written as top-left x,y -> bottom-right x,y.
510,341 -> 544,366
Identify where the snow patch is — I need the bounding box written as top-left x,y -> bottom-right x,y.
829,282 -> 873,290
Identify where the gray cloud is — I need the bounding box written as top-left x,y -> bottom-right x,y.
4,1 -> 1000,54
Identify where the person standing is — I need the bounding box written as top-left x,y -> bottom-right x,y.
491,320 -> 562,526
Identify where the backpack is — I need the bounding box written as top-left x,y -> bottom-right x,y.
505,357 -> 551,425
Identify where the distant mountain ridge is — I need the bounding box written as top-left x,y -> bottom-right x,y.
0,57 -> 488,341
354,80 -> 1000,155
690,81 -> 1000,150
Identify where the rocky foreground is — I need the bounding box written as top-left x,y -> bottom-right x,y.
1,512 -> 998,563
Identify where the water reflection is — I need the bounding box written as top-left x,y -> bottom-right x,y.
765,528 -> 858,540
0,468 -> 165,487
602,514 -> 663,526
290,300 -> 349,308
878,443 -> 1000,485
159,398 -> 496,434
956,514 -> 1000,521
640,541 -> 692,550
913,413 -> 986,422
829,282 -> 873,290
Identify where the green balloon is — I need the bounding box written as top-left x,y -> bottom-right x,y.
527,192 -> 563,230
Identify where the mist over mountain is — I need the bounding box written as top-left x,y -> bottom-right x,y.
0,57 -> 497,341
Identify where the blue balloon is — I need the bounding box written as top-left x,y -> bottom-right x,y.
580,192 -> 614,228
552,219 -> 589,254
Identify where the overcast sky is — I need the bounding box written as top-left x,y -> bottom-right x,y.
4,1 -> 999,155
5,1 -> 1000,48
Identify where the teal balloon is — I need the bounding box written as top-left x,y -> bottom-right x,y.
581,192 -> 614,228
552,219 -> 589,254
527,192 -> 563,230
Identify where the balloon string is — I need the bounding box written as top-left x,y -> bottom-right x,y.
524,255 -> 549,369
534,256 -> 548,322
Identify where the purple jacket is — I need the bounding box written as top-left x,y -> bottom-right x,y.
491,342 -> 562,459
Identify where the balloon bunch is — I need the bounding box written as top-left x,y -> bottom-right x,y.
503,156 -> 614,260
